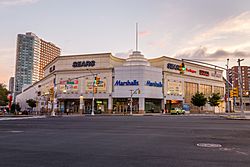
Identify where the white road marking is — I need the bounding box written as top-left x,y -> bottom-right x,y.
197,143 -> 222,148
0,116 -> 45,121
9,130 -> 24,133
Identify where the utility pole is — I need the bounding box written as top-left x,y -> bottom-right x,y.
91,74 -> 96,116
87,69 -> 98,116
51,74 -> 56,116
237,59 -> 245,117
130,90 -> 133,115
129,88 -> 140,115
226,59 -> 230,112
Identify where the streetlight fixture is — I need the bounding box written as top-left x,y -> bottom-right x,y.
87,69 -> 98,116
226,58 -> 230,113
237,59 -> 245,117
51,74 -> 57,117
129,88 -> 140,115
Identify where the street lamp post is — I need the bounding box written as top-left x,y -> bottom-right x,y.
87,69 -> 98,116
226,59 -> 230,112
237,59 -> 245,117
51,74 -> 57,116
129,88 -> 140,115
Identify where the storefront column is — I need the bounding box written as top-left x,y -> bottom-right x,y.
79,95 -> 84,115
163,98 -> 166,113
108,96 -> 113,114
139,97 -> 145,114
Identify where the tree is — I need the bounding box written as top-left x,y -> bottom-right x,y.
26,99 -> 36,110
0,83 -> 9,106
191,92 -> 207,112
208,93 -> 221,107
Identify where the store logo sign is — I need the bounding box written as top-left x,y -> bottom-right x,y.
114,80 -> 139,86
211,72 -> 221,78
199,70 -> 209,76
186,68 -> 196,73
72,60 -> 95,68
145,81 -> 163,87
167,63 -> 196,73
167,63 -> 179,70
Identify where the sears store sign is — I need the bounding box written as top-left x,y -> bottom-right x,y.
72,60 -> 95,68
167,63 -> 179,70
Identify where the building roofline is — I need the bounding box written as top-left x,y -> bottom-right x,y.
149,56 -> 224,72
43,52 -> 119,70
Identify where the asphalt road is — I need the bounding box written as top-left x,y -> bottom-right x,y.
0,115 -> 250,167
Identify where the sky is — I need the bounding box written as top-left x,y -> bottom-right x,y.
1,0 -> 250,86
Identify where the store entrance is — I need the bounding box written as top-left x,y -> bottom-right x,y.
166,100 -> 183,113
113,98 -> 128,114
145,99 -> 162,113
84,99 -> 108,114
59,99 -> 79,114
113,98 -> 139,114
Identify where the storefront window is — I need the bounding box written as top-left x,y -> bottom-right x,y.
199,84 -> 212,97
167,80 -> 182,95
145,99 -> 162,113
113,98 -> 139,114
184,82 -> 198,103
214,86 -> 224,96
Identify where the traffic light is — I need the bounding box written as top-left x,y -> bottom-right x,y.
94,77 -> 97,86
179,63 -> 186,74
96,76 -> 100,85
233,87 -> 238,97
181,62 -> 186,71
230,90 -> 233,97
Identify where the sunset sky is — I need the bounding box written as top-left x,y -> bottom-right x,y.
1,0 -> 250,85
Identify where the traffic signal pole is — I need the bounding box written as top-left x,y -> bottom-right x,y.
238,59 -> 245,117
226,59 -> 230,112
129,88 -> 140,115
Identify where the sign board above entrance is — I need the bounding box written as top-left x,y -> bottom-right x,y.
114,80 -> 139,86
72,60 -> 95,68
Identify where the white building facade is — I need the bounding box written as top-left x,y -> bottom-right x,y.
16,51 -> 225,114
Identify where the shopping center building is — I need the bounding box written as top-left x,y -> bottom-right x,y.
16,51 -> 225,114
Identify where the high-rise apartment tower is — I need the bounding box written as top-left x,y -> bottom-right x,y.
229,66 -> 250,96
15,32 -> 60,94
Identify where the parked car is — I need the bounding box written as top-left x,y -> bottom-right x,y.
170,108 -> 185,115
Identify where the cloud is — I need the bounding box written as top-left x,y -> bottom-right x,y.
0,0 -> 39,6
115,49 -> 133,59
139,31 -> 151,37
188,11 -> 250,53
148,33 -> 172,49
175,47 -> 250,62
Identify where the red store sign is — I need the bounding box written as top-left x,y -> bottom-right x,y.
199,70 -> 209,76
186,68 -> 196,73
